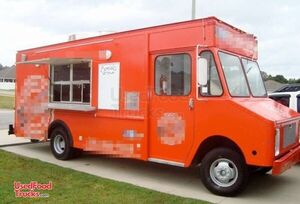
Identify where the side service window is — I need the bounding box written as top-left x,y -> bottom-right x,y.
199,51 -> 223,96
155,54 -> 191,96
51,62 -> 91,103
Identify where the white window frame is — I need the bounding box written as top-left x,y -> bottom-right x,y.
50,61 -> 92,105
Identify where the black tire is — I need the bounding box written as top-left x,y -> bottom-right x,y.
200,148 -> 249,197
30,139 -> 39,143
50,127 -> 77,160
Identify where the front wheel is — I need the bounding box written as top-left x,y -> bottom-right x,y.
200,148 -> 249,196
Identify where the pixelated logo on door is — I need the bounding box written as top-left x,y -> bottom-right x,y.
157,113 -> 185,145
16,75 -> 49,140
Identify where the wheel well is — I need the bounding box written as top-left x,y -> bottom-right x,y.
48,120 -> 73,146
191,136 -> 245,166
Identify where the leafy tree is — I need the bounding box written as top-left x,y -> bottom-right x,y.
271,75 -> 289,84
260,71 -> 268,81
263,71 -> 299,84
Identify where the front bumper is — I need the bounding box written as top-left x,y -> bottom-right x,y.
272,145 -> 300,175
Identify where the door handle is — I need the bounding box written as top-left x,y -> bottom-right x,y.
189,98 -> 194,110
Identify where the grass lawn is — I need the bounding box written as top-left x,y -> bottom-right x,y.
0,95 -> 15,109
0,150 -> 208,204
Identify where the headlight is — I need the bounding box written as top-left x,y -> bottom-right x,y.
275,128 -> 280,156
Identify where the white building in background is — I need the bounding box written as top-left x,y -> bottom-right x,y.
0,66 -> 16,90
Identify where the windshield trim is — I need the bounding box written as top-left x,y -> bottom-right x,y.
218,50 -> 267,98
198,50 -> 224,98
241,57 -> 268,98
218,50 -> 251,98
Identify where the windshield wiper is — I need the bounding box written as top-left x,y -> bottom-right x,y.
246,66 -> 252,74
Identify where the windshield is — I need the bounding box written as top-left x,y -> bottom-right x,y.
242,59 -> 267,97
219,52 -> 249,96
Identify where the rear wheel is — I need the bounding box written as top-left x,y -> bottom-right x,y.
200,148 -> 249,196
50,127 -> 78,160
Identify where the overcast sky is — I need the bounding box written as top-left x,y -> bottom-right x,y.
0,0 -> 299,78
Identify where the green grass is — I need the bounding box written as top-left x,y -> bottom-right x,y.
0,95 -> 15,109
0,150 -> 208,204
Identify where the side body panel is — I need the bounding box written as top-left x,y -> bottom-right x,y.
14,64 -> 49,140
53,34 -> 150,160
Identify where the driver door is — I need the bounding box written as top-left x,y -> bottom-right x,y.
149,52 -> 195,164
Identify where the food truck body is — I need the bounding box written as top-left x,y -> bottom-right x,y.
12,17 -> 300,196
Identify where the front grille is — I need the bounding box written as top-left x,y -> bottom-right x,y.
283,123 -> 297,148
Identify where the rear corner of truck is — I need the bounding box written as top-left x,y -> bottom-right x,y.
10,52 -> 50,142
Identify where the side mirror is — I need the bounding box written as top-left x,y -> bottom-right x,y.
197,57 -> 208,86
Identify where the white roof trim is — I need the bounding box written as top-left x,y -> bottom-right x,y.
17,58 -> 91,65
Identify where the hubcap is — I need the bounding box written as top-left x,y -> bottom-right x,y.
209,158 -> 238,187
53,134 -> 65,154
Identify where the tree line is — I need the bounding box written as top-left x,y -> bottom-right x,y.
261,71 -> 299,84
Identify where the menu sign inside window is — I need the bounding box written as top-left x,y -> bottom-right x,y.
98,62 -> 120,110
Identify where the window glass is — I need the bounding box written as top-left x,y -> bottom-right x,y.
242,59 -> 267,97
219,52 -> 249,97
73,63 -> 90,81
53,84 -> 61,102
51,63 -> 90,103
199,51 -> 223,96
72,84 -> 82,102
83,84 -> 90,103
54,65 -> 70,81
155,54 -> 191,96
61,85 -> 70,101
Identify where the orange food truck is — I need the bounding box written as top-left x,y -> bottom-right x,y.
10,17 -> 300,196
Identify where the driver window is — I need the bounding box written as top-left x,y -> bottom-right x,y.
155,54 -> 191,96
199,51 -> 223,96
